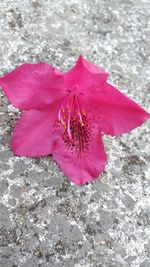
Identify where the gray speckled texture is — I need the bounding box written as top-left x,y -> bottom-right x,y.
0,1 -> 150,267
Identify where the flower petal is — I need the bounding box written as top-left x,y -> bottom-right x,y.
64,55 -> 108,94
0,62 -> 65,110
52,124 -> 107,185
11,103 -> 59,157
90,82 -> 150,136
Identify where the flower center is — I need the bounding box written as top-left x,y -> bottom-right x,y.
58,91 -> 86,144
62,115 -> 92,155
56,91 -> 96,156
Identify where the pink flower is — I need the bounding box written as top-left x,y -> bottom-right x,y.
0,56 -> 149,185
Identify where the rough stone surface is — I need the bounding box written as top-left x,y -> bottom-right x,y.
0,0 -> 150,267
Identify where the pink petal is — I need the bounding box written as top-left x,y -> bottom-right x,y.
64,55 -> 108,94
11,103 -> 59,157
90,82 -> 150,136
0,62 -> 65,110
52,123 -> 107,185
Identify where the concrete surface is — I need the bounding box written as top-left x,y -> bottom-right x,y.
0,0 -> 150,266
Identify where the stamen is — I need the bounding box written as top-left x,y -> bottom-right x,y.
76,95 -> 84,126
58,108 -> 66,127
57,92 -> 71,123
67,96 -> 75,144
